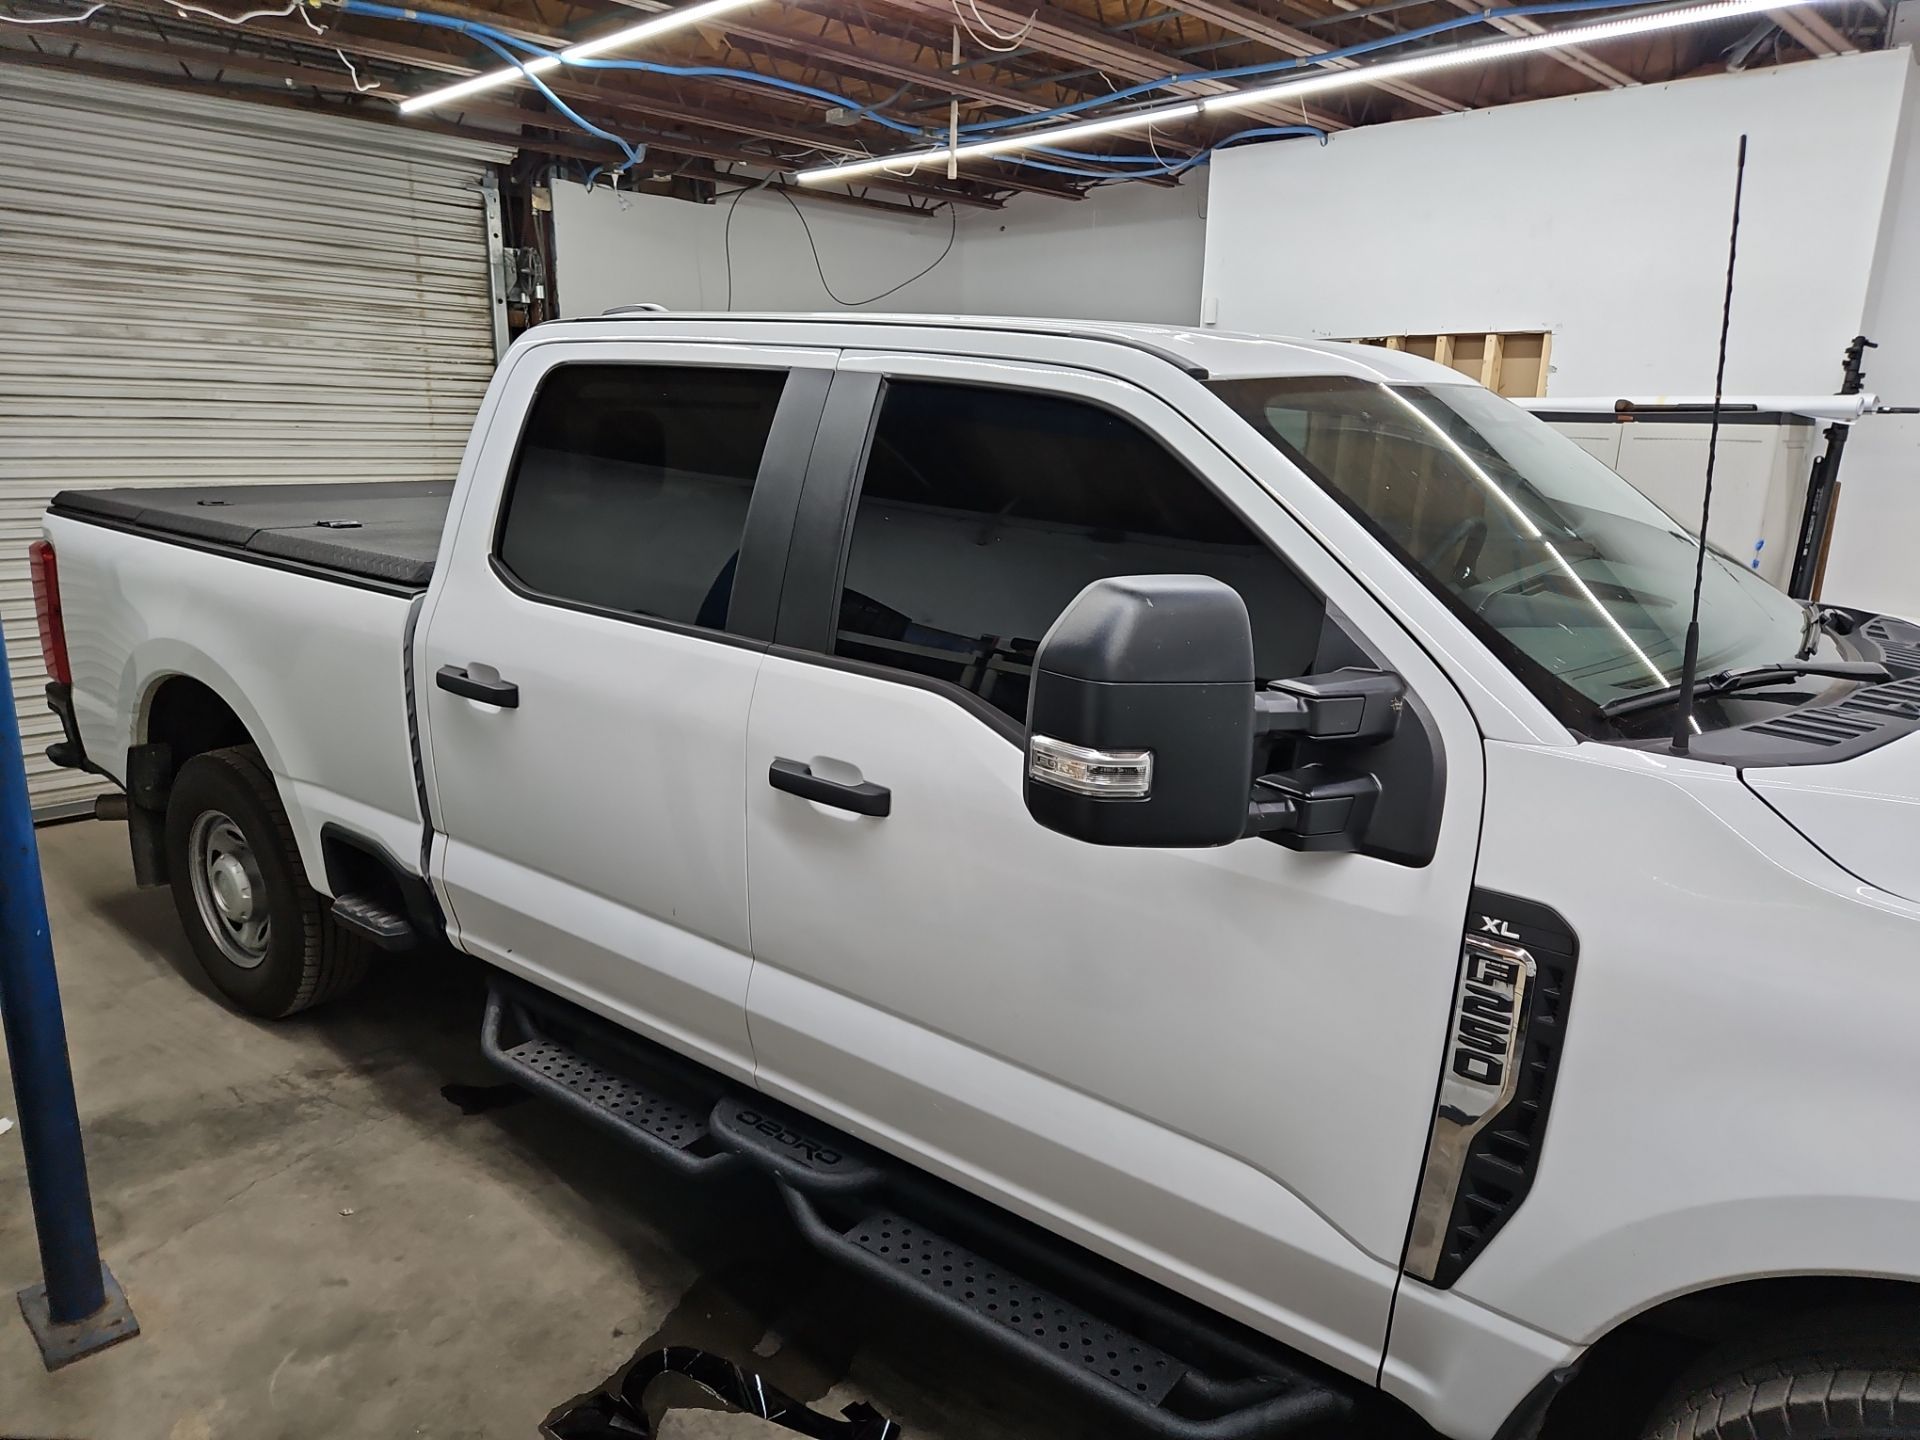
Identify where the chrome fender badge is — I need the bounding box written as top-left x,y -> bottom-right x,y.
1406,934 -> 1536,1282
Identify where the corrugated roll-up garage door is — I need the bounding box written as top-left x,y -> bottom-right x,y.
0,64 -> 511,815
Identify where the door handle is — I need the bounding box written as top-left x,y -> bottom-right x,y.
768,758 -> 890,817
436,664 -> 519,708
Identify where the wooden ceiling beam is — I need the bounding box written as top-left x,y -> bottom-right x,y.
0,44 -> 626,158
584,0 -> 1073,113
877,0 -> 1352,130
1148,0 -> 1465,115
712,16 -> 1053,113
775,0 -> 1090,101
1432,0 -> 1633,87
1768,5 -> 1855,54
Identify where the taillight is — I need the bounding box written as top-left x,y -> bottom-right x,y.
28,539 -> 70,687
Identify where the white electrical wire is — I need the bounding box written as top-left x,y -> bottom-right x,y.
951,0 -> 1035,52
335,45 -> 378,89
167,0 -> 301,25
967,0 -> 1036,44
0,2 -> 104,24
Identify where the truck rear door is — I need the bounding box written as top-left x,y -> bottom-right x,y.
417,339 -> 834,1082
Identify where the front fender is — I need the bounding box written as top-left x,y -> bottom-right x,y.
1451,740 -> 1920,1344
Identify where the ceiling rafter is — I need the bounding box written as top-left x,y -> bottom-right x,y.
1145,0 -> 1465,113
1768,4 -> 1853,54
1431,0 -> 1633,87
877,0 -> 1354,129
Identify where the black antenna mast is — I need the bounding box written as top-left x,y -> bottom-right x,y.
1671,133 -> 1749,755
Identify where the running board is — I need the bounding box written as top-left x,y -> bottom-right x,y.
330,893 -> 417,951
479,981 -> 1355,1439
480,986 -> 734,1176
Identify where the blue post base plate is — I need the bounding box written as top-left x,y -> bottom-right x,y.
18,1261 -> 140,1370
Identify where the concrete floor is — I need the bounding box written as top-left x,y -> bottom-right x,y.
0,820 -> 1105,1440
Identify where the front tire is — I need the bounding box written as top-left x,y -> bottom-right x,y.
1644,1311 -> 1920,1440
164,745 -> 369,1018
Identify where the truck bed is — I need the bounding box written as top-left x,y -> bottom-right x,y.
49,480 -> 453,590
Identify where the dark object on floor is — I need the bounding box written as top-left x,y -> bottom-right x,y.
439,1081 -> 528,1115
544,1345 -> 901,1440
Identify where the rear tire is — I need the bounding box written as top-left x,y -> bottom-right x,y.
164,745 -> 369,1018
1643,1310 -> 1920,1440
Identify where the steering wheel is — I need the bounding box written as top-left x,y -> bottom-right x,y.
1421,516 -> 1489,583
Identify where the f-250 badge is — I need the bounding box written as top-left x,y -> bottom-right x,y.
1450,943 -> 1529,1087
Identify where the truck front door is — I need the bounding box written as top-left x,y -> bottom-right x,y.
419,340 -> 833,1082
740,354 -> 1487,1379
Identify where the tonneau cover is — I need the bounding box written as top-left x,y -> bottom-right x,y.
50,480 -> 453,589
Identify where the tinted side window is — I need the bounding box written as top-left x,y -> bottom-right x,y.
497,365 -> 786,628
834,381 -> 1322,725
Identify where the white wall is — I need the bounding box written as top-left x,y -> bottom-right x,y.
1202,51 -> 1912,398
553,180 -> 966,315
948,177 -> 1207,322
1828,52 -> 1920,615
552,170 -> 1207,323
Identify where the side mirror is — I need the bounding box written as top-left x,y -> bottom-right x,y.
1023,576 -> 1405,850
1025,575 -> 1259,847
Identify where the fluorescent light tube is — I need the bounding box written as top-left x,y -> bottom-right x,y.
400,0 -> 759,114
1203,0 -> 1802,114
797,0 -> 1838,183
797,103 -> 1202,184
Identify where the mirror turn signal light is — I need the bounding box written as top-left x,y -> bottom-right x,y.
1028,735 -> 1154,800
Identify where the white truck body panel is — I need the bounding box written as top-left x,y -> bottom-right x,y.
1744,734 -> 1920,902
46,513 -> 420,883
1460,738 -> 1920,1341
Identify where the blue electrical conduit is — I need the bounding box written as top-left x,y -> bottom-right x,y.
338,0 -> 1677,165
469,30 -> 647,174
1009,124 -> 1327,179
337,0 -> 926,136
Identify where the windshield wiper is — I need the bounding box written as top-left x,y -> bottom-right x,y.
1598,660 -> 1892,721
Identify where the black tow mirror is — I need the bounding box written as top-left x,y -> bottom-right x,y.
1024,575 -> 1259,847
1024,576 -> 1405,850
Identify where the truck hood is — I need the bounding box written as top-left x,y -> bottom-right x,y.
1745,732 -> 1920,903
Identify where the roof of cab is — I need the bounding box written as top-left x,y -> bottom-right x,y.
560,309 -> 1471,386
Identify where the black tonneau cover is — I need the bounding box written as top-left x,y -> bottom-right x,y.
50,480 -> 453,589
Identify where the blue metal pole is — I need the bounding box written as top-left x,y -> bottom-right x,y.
0,636 -> 138,1366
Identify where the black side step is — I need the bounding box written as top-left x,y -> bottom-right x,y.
330,894 -> 417,951
480,986 -> 734,1176
479,982 -> 1356,1439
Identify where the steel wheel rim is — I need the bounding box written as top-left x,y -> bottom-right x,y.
188,810 -> 270,970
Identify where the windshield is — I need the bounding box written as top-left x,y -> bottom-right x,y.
1209,376 -> 1822,732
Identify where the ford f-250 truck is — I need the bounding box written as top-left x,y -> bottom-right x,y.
31,313 -> 1920,1440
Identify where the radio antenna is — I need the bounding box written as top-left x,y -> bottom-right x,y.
1671,133 -> 1749,755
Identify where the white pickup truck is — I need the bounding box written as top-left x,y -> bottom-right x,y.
32,313 -> 1920,1440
